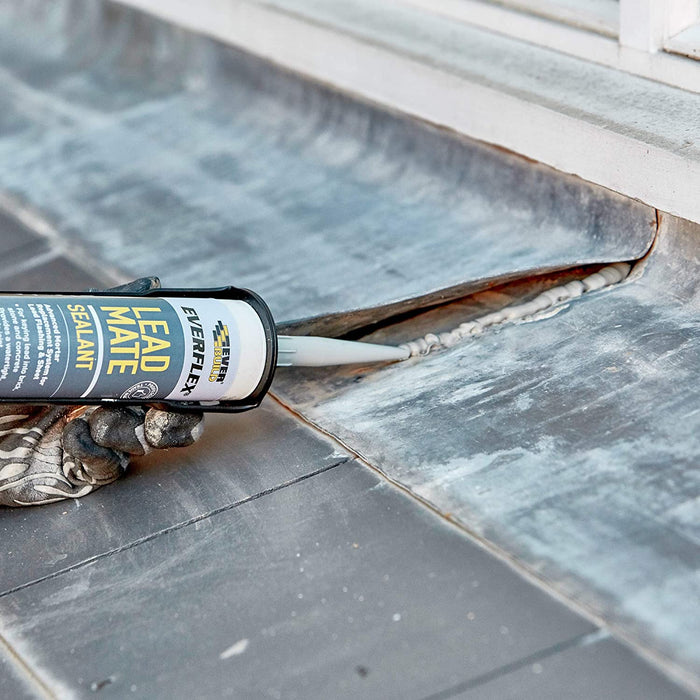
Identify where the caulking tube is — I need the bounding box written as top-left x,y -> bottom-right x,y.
0,287 -> 278,412
0,285 -> 409,413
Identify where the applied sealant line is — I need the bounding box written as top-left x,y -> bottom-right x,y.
0,457 -> 351,599
387,204 -> 661,356
398,261 -> 633,357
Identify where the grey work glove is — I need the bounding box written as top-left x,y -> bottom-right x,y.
0,278 -> 203,507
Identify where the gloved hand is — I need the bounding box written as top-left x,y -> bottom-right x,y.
0,278 -> 203,507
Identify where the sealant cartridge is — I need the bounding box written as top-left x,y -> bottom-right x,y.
0,285 -> 408,413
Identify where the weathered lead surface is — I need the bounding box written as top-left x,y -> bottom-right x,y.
0,1 -> 693,695
0,463 -> 597,700
0,400 -> 347,594
273,214 -> 700,684
0,645 -> 39,700
0,0 -> 655,334
0,239 -> 348,593
448,636 -> 693,700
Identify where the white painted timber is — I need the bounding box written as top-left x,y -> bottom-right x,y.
667,20 -> 700,57
491,0 -> 619,36
620,0 -> 699,51
115,0 -> 700,224
400,0 -> 699,92
667,0 -> 700,37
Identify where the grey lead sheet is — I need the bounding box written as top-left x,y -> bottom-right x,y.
273,214 -> 700,682
0,0 -> 655,332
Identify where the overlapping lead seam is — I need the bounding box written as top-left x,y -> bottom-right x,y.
398,262 -> 631,357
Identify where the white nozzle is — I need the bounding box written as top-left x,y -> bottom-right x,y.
276,335 -> 410,367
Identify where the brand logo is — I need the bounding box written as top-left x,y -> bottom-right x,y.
209,321 -> 230,384
121,380 -> 159,399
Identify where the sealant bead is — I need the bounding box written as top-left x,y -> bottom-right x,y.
441,332 -> 461,348
582,272 -> 607,291
480,312 -> 504,326
423,333 -> 439,347
530,294 -> 553,312
458,322 -> 476,333
500,306 -> 521,321
611,261 -> 632,278
563,280 -> 585,297
598,266 -> 624,285
405,341 -> 421,356
398,343 -> 417,359
540,287 -> 565,305
514,301 -> 537,317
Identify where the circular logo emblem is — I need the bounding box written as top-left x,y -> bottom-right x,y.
121,381 -> 159,400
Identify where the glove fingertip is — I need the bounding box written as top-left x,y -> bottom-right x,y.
144,409 -> 204,450
90,276 -> 162,295
63,418 -> 128,482
88,407 -> 147,456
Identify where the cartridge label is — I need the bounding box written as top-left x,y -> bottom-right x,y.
0,296 -> 265,402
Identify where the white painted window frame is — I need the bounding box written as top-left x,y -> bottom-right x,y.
402,0 -> 700,93
620,0 -> 699,51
